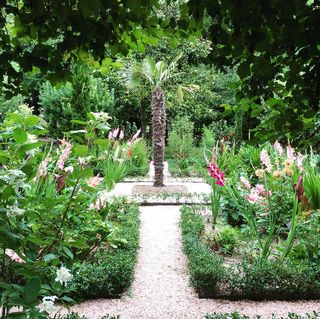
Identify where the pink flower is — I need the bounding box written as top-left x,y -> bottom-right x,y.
287,144 -> 295,161
240,176 -> 251,190
297,152 -> 303,172
112,128 -> 120,139
57,140 -> 73,170
108,131 -> 114,140
274,141 -> 283,155
5,249 -> 25,264
208,162 -> 225,186
255,184 -> 265,194
119,130 -> 124,140
131,129 -> 141,141
260,149 -> 272,172
38,157 -> 51,177
246,189 -> 260,204
255,184 -> 272,197
87,176 -> 103,188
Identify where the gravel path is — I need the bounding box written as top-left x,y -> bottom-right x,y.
67,206 -> 320,319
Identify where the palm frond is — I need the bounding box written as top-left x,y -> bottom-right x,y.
175,84 -> 200,101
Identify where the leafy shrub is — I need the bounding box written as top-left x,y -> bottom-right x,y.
227,258 -> 320,297
0,94 -> 25,120
59,313 -> 121,319
40,63 -> 115,137
210,225 -> 240,255
181,206 -> 320,299
167,116 -> 195,161
205,312 -> 320,319
71,203 -> 140,299
180,206 -> 226,294
126,139 -> 150,176
40,81 -> 74,136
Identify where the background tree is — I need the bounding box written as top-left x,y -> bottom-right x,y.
123,54 -> 198,186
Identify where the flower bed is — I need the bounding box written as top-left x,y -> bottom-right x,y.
71,201 -> 140,299
181,206 -> 320,300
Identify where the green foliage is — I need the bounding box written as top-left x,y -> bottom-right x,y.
304,168 -> 320,210
228,258 -> 320,297
205,312 -> 320,319
212,225 -> 240,255
103,159 -> 128,191
40,65 -> 115,137
167,65 -> 237,135
291,211 -> 320,263
180,206 -> 225,294
126,139 -> 150,176
167,116 -> 195,161
0,94 -> 25,121
71,203 -> 140,299
40,81 -> 74,137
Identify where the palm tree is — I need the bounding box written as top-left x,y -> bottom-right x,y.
123,54 -> 198,187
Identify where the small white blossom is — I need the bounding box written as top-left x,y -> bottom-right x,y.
42,296 -> 58,313
6,206 -> 25,218
64,166 -> 74,174
55,266 -> 73,286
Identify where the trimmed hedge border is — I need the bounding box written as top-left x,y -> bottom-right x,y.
180,206 -> 320,300
205,312 -> 320,319
71,204 -> 140,299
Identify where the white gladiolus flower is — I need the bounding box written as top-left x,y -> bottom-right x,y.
42,296 -> 58,313
55,266 -> 73,286
6,206 -> 25,218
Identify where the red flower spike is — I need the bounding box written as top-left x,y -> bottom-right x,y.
208,163 -> 225,187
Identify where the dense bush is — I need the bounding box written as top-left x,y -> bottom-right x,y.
60,313 -> 120,319
71,203 -> 140,299
205,312 -> 320,319
0,94 -> 25,120
180,206 -> 225,295
181,206 -> 320,299
126,139 -> 150,176
40,63 -> 115,137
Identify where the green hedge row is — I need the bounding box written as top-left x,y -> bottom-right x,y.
71,205 -> 140,299
60,313 -> 120,319
180,206 -> 320,299
205,312 -> 320,319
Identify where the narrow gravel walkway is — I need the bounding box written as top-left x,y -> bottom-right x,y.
68,206 -> 320,319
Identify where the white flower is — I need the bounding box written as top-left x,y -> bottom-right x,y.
7,206 -> 25,218
64,166 -> 74,174
55,266 -> 73,286
42,296 -> 58,313
27,134 -> 37,144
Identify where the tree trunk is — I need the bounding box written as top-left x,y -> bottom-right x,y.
152,87 -> 166,187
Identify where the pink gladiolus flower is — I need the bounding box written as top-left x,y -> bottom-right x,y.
132,129 -> 141,141
297,152 -> 303,172
255,184 -> 265,195
112,128 -> 120,139
274,141 -> 283,155
38,157 -> 51,177
240,176 -> 251,190
87,176 -> 103,188
287,144 -> 295,160
57,140 -> 72,170
208,162 -> 225,186
246,189 -> 260,204
255,184 -> 272,197
5,249 -> 25,263
260,149 -> 272,172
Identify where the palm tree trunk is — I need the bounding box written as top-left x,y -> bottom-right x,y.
152,87 -> 166,187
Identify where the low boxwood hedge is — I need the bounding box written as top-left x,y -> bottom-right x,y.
205,312 -> 320,319
180,206 -> 320,300
71,204 -> 140,299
